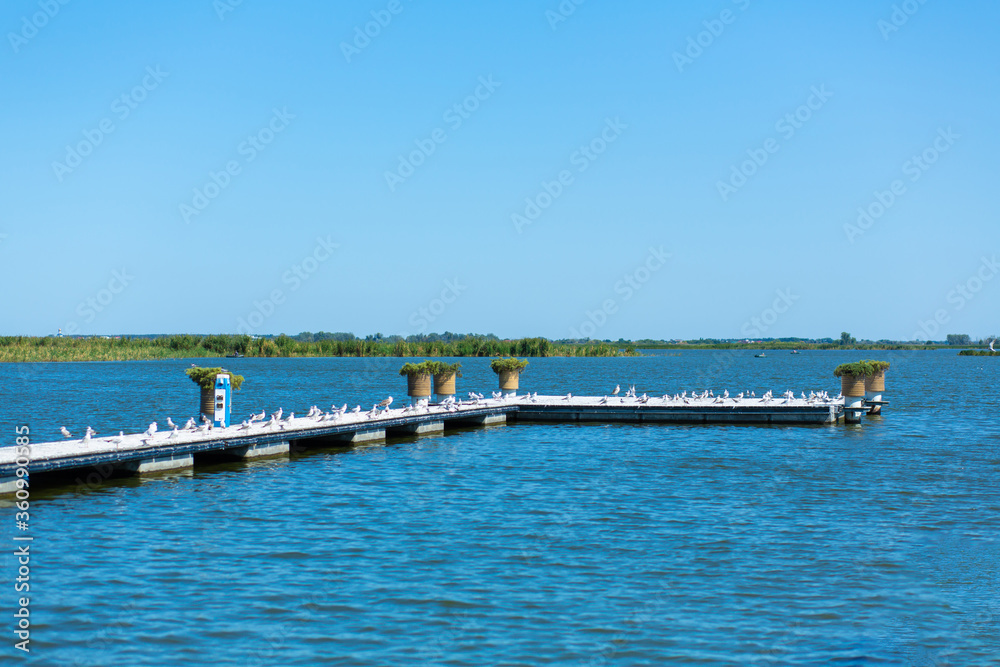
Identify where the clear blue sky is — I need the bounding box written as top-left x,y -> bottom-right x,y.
2,0 -> 997,341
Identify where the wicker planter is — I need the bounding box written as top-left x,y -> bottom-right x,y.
433,372 -> 456,396
406,373 -> 432,397
200,386 -> 216,420
865,371 -> 886,393
498,370 -> 519,392
840,374 -> 866,397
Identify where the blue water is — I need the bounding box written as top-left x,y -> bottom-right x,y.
1,350 -> 998,665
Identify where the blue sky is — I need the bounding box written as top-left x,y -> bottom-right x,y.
1,0 -> 997,341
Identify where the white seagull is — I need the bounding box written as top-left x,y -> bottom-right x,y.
612,384 -> 620,396
83,426 -> 96,442
166,417 -> 176,429
145,421 -> 158,437
60,426 -> 73,439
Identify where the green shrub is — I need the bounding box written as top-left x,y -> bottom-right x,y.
490,357 -> 529,374
186,366 -> 245,390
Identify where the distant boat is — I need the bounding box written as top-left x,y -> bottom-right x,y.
226,352 -> 243,358
755,352 -> 766,358
790,350 -> 800,354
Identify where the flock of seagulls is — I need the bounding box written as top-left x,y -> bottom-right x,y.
56,382 -> 844,449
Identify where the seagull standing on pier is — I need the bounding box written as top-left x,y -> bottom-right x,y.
378,396 -> 393,411
250,410 -> 265,422
83,426 -> 96,442
612,385 -> 620,396
166,417 -> 176,429
145,422 -> 158,438
60,426 -> 73,439
184,417 -> 196,430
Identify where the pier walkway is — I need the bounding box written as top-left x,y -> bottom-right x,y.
1,393 -> 848,494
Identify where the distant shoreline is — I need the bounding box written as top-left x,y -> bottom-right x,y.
0,334 -> 987,362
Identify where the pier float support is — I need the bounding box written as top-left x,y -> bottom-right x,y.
226,440 -> 290,459
392,421 -> 444,436
841,374 -> 866,424
0,477 -> 17,495
337,429 -> 386,444
474,414 -> 507,426
865,370 -> 886,415
121,453 -> 195,474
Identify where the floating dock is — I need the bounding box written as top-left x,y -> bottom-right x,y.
1,393 -> 851,495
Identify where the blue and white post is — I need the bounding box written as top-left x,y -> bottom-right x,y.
213,373 -> 232,428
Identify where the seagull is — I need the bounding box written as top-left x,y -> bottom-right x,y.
83,426 -> 96,442
166,417 -> 176,429
111,432 -> 124,447
991,339 -> 996,352
599,396 -> 608,404
723,389 -> 729,399
145,421 -> 158,437
168,427 -> 180,439
612,384 -> 620,396
377,396 -> 393,410
250,410 -> 265,422
60,426 -> 73,439
264,415 -> 277,430
274,408 -> 283,421
352,405 -> 361,414
184,417 -> 197,430
238,420 -> 251,430
563,393 -> 572,400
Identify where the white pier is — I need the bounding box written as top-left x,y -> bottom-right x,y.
0,393 -> 849,495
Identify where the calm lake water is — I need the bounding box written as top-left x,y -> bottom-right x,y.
1,350 -> 998,665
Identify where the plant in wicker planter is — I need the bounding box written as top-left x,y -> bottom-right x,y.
833,360 -> 889,397
399,360 -> 437,398
430,361 -> 462,397
490,357 -> 528,393
185,366 -> 244,421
